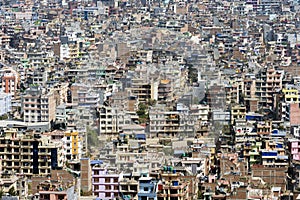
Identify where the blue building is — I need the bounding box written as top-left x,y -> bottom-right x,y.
138,177 -> 157,200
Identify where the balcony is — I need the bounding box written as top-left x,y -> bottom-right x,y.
170,193 -> 185,197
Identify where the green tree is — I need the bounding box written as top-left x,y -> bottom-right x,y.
8,187 -> 17,196
0,189 -> 3,199
136,103 -> 149,123
87,127 -> 99,147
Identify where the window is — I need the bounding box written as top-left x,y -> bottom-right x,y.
105,192 -> 110,197
94,171 -> 99,175
94,178 -> 99,182
105,185 -> 111,190
105,178 -> 110,183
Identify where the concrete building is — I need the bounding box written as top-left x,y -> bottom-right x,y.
138,177 -> 157,200
0,128 -> 64,178
0,68 -> 18,99
22,86 -> 56,123
230,105 -> 246,124
289,139 -> 300,162
92,166 -> 120,199
0,92 -> 11,116
255,67 -> 284,109
119,173 -> 139,200
63,130 -> 82,161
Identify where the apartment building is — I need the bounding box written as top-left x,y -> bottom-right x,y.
129,78 -> 156,102
230,104 -> 246,124
22,86 -> 56,124
0,67 -> 18,99
63,130 -> 82,161
35,169 -> 76,200
0,128 -> 64,178
99,105 -> 120,135
69,83 -> 100,108
157,79 -> 172,104
0,173 -> 28,199
282,86 -> 299,103
189,104 -> 209,124
225,75 -> 244,106
138,177 -> 157,200
26,68 -> 48,86
234,120 -> 256,149
98,104 -> 139,135
256,120 -> 272,135
156,169 -> 199,200
38,183 -> 75,200
119,173 -> 139,200
0,92 -> 11,116
289,139 -> 300,162
92,166 -> 120,199
207,84 -> 226,110
225,84 -> 239,105
255,67 -> 284,109
261,139 -> 288,167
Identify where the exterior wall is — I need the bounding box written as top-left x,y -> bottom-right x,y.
22,87 -> 56,123
64,131 -> 81,160
0,68 -> 18,99
282,88 -> 298,103
80,158 -> 92,194
92,168 -> 119,199
290,140 -> 300,161
0,92 -> 11,115
138,178 -> 157,200
290,103 -> 300,126
0,129 -> 63,178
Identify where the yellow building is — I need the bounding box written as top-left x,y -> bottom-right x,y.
65,130 -> 81,160
282,87 -> 298,103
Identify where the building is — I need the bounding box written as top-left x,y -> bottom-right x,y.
255,67 -> 284,109
119,173 -> 139,200
36,169 -> 76,200
80,158 -> 92,195
138,177 -> 157,200
22,86 -> 56,124
282,86 -> 299,103
0,68 -> 19,99
0,92 -> 11,116
92,165 -> 120,199
0,173 -> 28,199
289,139 -> 300,162
156,168 -> 199,200
230,105 -> 246,124
63,130 -> 82,161
0,128 -> 64,178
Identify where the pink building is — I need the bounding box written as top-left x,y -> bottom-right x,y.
92,166 -> 120,199
289,139 -> 300,161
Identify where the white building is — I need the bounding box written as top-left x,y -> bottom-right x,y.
0,92 -> 11,116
